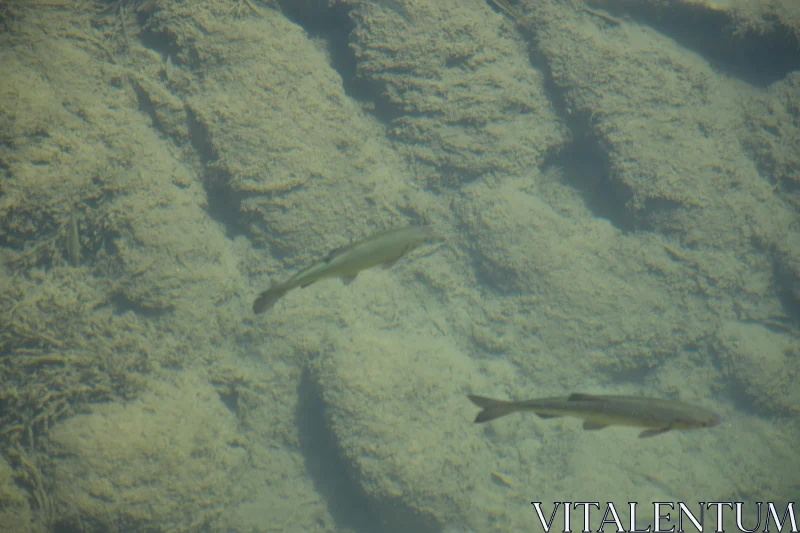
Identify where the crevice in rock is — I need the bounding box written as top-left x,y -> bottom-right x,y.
297,367 -> 443,533
718,374 -> 775,419
184,107 -> 248,239
600,4 -> 800,87
199,171 -> 247,240
471,253 -> 521,296
277,1 -> 409,126
215,386 -> 239,417
526,38 -> 569,120
110,292 -> 172,318
773,254 -> 800,325
51,521 -> 85,533
138,28 -> 183,64
295,368 -> 377,533
134,1 -> 183,63
431,165 -> 485,191
518,26 -> 640,232
602,359 -> 661,383
543,132 -> 639,233
276,1 -> 363,98
129,80 -> 164,134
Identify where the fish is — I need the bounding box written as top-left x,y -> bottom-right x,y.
467,393 -> 721,438
253,225 -> 437,315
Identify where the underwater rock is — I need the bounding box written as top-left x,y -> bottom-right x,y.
0,455 -> 44,533
715,320 -> 800,414
48,371 -> 248,532
308,325 -> 528,533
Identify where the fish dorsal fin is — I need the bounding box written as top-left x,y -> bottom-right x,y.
582,420 -> 609,430
568,393 -> 605,402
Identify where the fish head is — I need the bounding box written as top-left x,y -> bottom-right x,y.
692,404 -> 722,428
417,225 -> 441,242
673,408 -> 722,431
702,411 -> 722,428
402,225 -> 442,250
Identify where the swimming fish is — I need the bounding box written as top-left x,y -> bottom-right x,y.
253,225 -> 437,314
468,393 -> 721,438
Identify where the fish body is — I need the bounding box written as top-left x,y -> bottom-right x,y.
468,393 -> 721,438
253,225 -> 436,314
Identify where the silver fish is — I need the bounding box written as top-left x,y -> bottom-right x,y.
468,393 -> 721,438
253,225 -> 437,314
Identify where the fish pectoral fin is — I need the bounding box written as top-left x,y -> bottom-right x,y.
381,247 -> 410,269
381,257 -> 401,269
582,420 -> 609,430
340,274 -> 358,285
638,427 -> 670,438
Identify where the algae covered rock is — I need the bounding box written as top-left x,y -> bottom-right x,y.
715,321 -> 800,414
309,324 -> 536,533
345,0 -> 567,181
47,371 -> 249,532
0,454 -> 45,533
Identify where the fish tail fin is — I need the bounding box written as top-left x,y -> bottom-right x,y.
468,395 -> 520,423
253,285 -> 288,315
